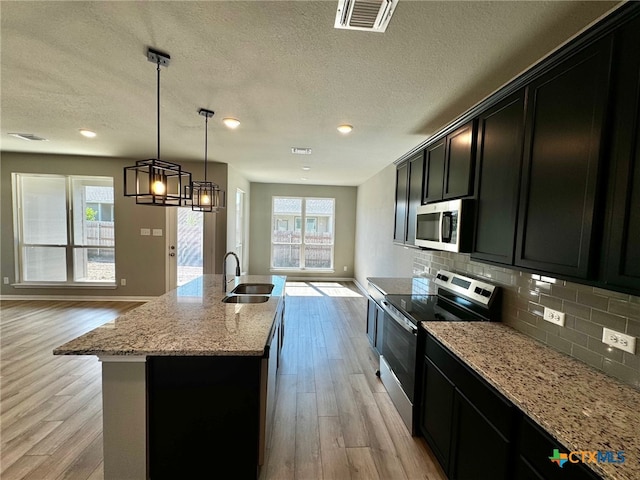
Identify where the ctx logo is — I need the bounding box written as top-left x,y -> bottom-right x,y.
549,449 -> 625,468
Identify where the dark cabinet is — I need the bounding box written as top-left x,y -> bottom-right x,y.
420,334 -> 517,480
366,298 -> 384,353
424,139 -> 446,203
515,35 -> 614,278
393,162 -> 409,243
516,416 -> 602,480
472,90 -> 526,266
452,390 -> 512,480
420,357 -> 454,471
423,122 -> 476,204
602,14 -> 640,292
394,151 -> 425,246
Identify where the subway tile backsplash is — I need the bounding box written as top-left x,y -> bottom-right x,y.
413,250 -> 640,390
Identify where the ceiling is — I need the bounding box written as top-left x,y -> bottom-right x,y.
0,1 -> 620,186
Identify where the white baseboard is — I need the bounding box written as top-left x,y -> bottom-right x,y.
284,276 -> 355,282
0,294 -> 154,302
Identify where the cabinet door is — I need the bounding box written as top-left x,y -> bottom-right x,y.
406,152 -> 425,245
366,299 -> 377,349
394,162 -> 409,243
452,390 -> 512,480
420,357 -> 455,472
515,36 -> 613,278
517,416 -> 603,480
472,91 -> 526,265
424,139 -> 446,203
602,15 -> 640,292
375,304 -> 384,349
444,121 -> 476,200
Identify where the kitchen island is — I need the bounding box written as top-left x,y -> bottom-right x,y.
54,274 -> 286,480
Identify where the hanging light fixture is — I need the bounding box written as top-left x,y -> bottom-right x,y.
187,108 -> 226,212
124,48 -> 192,206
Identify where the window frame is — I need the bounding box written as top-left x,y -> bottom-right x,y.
12,173 -> 116,287
270,196 -> 335,272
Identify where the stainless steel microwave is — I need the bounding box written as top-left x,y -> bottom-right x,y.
415,199 -> 473,252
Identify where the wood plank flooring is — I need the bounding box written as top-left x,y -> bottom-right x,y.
1,283 -> 446,480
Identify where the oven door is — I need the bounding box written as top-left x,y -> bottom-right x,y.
379,303 -> 418,402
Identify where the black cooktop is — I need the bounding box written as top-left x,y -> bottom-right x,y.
385,290 -> 495,325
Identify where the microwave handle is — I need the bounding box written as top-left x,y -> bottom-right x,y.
441,212 -> 453,243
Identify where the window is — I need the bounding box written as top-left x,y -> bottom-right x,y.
271,197 -> 335,270
12,173 -> 115,284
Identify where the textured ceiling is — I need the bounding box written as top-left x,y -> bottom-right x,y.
0,1 -> 620,186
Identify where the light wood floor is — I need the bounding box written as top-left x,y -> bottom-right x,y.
1,283 -> 446,480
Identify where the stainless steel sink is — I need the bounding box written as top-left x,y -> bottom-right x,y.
230,283 -> 275,295
222,295 -> 270,304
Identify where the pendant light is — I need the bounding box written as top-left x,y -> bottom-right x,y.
187,108 -> 225,212
124,48 -> 192,206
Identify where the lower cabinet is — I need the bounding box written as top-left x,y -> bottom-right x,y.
516,416 -> 602,480
420,334 -> 516,480
419,332 -> 602,480
366,297 -> 385,353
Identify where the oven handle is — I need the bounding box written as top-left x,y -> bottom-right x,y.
382,301 -> 418,335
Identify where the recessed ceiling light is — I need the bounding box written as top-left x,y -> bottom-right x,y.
337,124 -> 353,134
300,177 -> 308,181
79,129 -> 97,138
223,118 -> 240,129
8,133 -> 48,141
302,166 -> 311,171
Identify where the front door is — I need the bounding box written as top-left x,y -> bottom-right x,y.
166,207 -> 204,290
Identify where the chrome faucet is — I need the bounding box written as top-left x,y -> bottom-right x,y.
222,251 -> 241,292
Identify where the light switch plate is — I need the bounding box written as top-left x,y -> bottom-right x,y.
140,228 -> 151,236
152,229 -> 163,237
602,328 -> 636,354
543,307 -> 565,326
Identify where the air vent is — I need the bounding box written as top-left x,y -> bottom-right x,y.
291,147 -> 312,155
8,133 -> 48,141
334,0 -> 398,33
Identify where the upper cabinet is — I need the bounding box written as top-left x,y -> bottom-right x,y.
393,162 -> 409,244
601,14 -> 640,292
514,35 -> 613,279
394,151 -> 425,246
424,121 -> 477,204
472,90 -> 526,266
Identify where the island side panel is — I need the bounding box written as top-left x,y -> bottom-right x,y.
100,357 -> 147,480
147,355 -> 263,479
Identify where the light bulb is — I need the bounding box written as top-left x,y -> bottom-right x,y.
152,180 -> 166,195
223,118 -> 241,129
201,193 -> 211,205
337,124 -> 353,134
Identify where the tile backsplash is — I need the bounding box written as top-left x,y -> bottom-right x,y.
413,250 -> 640,390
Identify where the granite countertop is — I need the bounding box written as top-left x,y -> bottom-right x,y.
54,275 -> 286,357
367,276 -> 436,296
423,322 -> 640,480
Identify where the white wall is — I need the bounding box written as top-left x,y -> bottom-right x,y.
354,163 -> 414,286
226,165 -> 251,273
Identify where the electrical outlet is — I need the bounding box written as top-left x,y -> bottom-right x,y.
3,277 -> 9,284
343,266 -> 348,272
120,279 -> 126,286
602,328 -> 636,354
543,307 -> 565,326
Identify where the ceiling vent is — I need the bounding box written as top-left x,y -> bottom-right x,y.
334,0 -> 398,33
8,133 -> 48,141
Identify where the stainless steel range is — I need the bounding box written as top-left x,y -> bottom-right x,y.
377,270 -> 500,434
